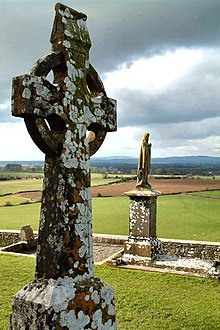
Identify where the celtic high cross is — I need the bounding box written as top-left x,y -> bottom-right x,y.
10,3 -> 117,329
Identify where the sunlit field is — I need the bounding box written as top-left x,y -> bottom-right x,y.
0,194 -> 219,242
0,254 -> 219,330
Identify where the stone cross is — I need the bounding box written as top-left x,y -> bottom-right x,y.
10,3 -> 117,329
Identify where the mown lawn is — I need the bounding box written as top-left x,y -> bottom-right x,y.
0,203 -> 41,231
0,254 -> 219,330
0,195 -> 219,242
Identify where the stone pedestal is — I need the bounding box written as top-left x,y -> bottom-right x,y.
10,276 -> 117,329
123,189 -> 161,266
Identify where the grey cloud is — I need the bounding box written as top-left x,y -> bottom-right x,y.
149,117 -> 220,142
115,55 -> 220,127
1,0 -> 220,131
0,104 -> 19,123
88,0 -> 220,73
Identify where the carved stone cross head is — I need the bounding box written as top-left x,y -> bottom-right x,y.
12,2 -> 117,163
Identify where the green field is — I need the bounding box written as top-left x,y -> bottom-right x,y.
0,179 -> 43,195
190,190 -> 220,197
0,195 -> 33,207
0,173 -> 126,197
91,173 -> 122,186
0,254 -> 219,330
157,194 -> 220,241
193,175 -> 220,180
0,195 -> 219,242
0,172 -> 43,178
0,203 -> 41,231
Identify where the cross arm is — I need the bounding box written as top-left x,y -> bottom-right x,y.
12,74 -> 61,119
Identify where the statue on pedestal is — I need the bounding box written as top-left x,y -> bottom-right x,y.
136,132 -> 151,189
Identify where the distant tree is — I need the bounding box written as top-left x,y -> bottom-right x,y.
5,164 -> 22,172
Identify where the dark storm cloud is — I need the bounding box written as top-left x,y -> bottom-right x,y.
88,0 -> 220,72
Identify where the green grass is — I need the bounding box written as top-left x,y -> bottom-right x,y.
93,197 -> 129,235
0,172 -> 43,178
0,254 -> 219,330
190,190 -> 220,197
193,175 -> 220,180
0,203 -> 41,231
0,179 -> 43,195
0,195 -> 219,242
0,254 -> 35,329
0,173 -> 124,196
91,173 -> 124,186
157,194 -> 220,242
0,195 -> 33,207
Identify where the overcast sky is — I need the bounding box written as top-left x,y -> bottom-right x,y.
1,0 -> 220,160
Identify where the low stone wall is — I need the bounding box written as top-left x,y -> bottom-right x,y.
93,234 -> 127,245
0,230 -> 21,247
160,238 -> 220,260
1,230 -> 219,261
0,230 -> 38,247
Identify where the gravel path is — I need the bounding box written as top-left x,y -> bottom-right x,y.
94,244 -> 123,263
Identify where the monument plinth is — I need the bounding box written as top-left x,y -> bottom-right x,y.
123,133 -> 161,265
10,3 -> 117,329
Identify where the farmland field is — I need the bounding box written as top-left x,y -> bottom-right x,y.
0,172 -> 43,178
0,194 -> 219,242
92,178 -> 220,196
0,173 -> 126,197
190,190 -> 220,197
0,176 -> 219,241
0,179 -> 43,195
0,195 -> 33,207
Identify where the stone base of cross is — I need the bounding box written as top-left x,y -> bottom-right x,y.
10,3 -> 117,329
10,277 -> 116,329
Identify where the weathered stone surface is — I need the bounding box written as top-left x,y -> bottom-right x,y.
160,238 -> 220,261
125,193 -> 158,240
10,3 -> 117,329
0,230 -> 21,247
10,277 -> 117,329
20,225 -> 34,242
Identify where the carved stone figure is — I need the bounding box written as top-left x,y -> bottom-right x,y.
136,132 -> 151,189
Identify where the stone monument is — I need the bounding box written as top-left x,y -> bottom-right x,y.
123,133 -> 160,265
10,3 -> 117,329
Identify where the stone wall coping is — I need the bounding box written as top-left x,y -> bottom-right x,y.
0,229 -> 38,234
0,230 -> 219,247
0,229 -> 20,234
93,234 -> 127,240
160,237 -> 220,246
